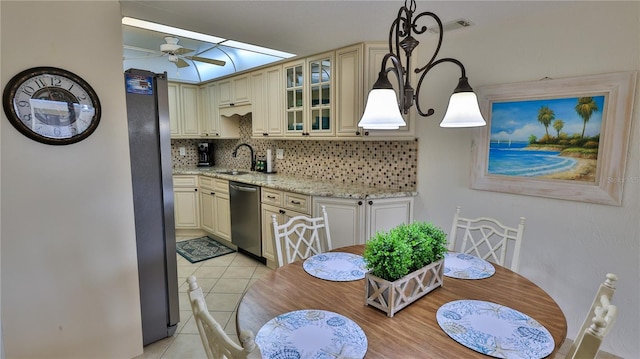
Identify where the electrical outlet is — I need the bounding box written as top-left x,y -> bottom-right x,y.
276,149 -> 284,159
179,147 -> 186,156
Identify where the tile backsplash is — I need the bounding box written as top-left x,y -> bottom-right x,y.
171,115 -> 417,190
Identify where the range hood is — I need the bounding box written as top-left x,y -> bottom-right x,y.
219,103 -> 252,118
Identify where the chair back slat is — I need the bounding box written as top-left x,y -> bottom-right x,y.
187,276 -> 256,359
448,206 -> 526,272
272,205 -> 332,267
567,273 -> 618,359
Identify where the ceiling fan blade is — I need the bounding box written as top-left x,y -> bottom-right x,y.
175,58 -> 190,68
186,56 -> 226,66
174,47 -> 195,55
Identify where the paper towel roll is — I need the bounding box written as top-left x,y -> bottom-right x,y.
266,149 -> 273,173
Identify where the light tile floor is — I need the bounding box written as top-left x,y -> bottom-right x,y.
134,239 -> 272,359
135,238 -> 622,359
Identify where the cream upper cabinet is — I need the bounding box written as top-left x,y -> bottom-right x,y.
361,42 -> 415,139
199,82 -> 240,139
284,52 -> 335,138
168,82 -> 200,138
283,59 -> 306,136
251,65 -> 283,138
218,74 -> 251,106
335,43 -> 365,138
199,83 -> 219,137
168,83 -> 181,137
306,52 -> 335,137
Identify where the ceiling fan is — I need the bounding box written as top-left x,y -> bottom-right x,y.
160,36 -> 226,68
126,36 -> 226,68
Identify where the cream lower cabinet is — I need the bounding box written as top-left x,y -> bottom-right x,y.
199,176 -> 231,241
261,188 -> 312,268
364,197 -> 414,240
173,175 -> 200,229
313,196 -> 414,248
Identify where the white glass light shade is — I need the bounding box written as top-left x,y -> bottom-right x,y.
358,89 -> 406,130
440,92 -> 486,127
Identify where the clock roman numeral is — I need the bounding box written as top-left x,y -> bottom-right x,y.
20,86 -> 35,97
34,78 -> 47,88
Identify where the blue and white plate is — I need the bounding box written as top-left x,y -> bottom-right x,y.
444,252 -> 496,279
303,252 -> 367,281
436,300 -> 554,359
255,309 -> 368,359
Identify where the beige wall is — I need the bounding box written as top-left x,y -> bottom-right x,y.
1,1 -> 143,358
413,2 -> 639,357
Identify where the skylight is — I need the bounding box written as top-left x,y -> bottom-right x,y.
121,17 -> 296,83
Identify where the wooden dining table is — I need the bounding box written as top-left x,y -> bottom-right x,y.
236,245 -> 567,358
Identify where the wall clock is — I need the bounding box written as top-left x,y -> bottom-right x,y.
2,66 -> 101,145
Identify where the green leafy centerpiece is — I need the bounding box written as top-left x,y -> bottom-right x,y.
363,222 -> 448,317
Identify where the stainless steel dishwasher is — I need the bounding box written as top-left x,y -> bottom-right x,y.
229,181 -> 264,262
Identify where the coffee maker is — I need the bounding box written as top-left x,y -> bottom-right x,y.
197,142 -> 214,167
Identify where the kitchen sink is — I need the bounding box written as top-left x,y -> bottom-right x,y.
217,170 -> 249,176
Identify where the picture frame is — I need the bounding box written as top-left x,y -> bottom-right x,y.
471,72 -> 637,206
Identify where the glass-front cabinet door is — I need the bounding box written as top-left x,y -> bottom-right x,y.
307,52 -> 334,136
285,60 -> 305,135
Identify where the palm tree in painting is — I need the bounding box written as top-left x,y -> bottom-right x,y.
553,119 -> 564,138
575,97 -> 599,138
537,106 -> 555,137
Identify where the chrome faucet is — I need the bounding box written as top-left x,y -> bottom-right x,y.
232,143 -> 256,171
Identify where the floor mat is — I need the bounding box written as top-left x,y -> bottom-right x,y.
176,236 -> 235,263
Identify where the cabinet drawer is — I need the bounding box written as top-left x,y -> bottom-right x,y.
173,175 -> 198,187
261,188 -> 282,206
284,192 -> 311,214
199,175 -> 215,190
213,179 -> 229,194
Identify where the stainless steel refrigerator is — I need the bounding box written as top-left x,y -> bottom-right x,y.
124,69 -> 179,345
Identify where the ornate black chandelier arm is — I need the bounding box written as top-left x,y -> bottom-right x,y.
375,52 -> 410,114
414,57 -> 468,117
385,0 -> 456,117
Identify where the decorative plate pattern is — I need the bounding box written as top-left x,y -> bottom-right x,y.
444,252 -> 496,279
255,309 -> 368,359
303,252 -> 367,281
436,300 -> 554,359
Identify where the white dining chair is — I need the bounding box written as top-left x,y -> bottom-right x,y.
272,205 -> 332,267
448,206 -> 526,272
566,273 -> 618,359
187,276 -> 257,359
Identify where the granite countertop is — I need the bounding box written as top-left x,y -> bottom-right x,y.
173,167 -> 416,199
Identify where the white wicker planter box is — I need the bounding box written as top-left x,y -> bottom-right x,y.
364,259 -> 444,317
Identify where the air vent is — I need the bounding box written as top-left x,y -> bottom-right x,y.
428,18 -> 474,34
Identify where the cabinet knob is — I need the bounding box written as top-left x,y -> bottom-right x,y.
263,133 -> 268,136
194,188 -> 198,192
368,200 -> 373,205
230,103 -> 235,107
279,209 -> 286,214
358,201 -> 363,206
211,192 -> 215,195
364,131 -> 370,136
355,131 -> 361,136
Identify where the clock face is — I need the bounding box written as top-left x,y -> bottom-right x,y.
2,67 -> 101,145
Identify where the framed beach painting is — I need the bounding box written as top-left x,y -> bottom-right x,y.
471,72 -> 637,206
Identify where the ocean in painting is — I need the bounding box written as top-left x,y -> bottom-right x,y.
488,141 -> 577,177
